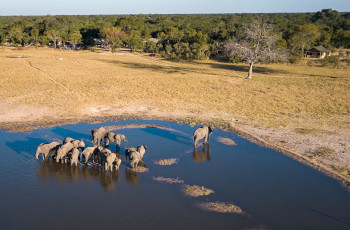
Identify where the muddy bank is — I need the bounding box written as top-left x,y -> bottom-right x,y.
0,113 -> 349,189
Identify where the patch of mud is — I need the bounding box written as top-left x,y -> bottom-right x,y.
154,158 -> 178,166
199,202 -> 244,214
218,137 -> 237,146
183,184 -> 214,197
152,176 -> 184,184
129,166 -> 149,173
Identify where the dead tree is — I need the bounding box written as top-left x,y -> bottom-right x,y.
224,20 -> 286,79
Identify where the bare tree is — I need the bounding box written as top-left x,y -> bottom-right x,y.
224,20 -> 286,79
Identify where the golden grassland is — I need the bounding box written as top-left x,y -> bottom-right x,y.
0,47 -> 349,182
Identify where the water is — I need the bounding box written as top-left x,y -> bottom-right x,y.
0,120 -> 349,230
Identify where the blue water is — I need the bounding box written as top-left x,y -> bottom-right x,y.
0,120 -> 349,230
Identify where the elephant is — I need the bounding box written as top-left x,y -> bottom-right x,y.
105,132 -> 129,152
70,148 -> 80,167
91,127 -> 107,147
56,142 -> 74,163
81,146 -> 102,164
125,147 -> 137,161
136,145 -> 147,159
193,143 -> 210,162
126,145 -> 147,168
104,152 -> 122,172
35,142 -> 61,161
193,125 -> 213,147
129,150 -> 141,168
63,137 -> 85,151
114,158 -> 122,171
125,145 -> 147,161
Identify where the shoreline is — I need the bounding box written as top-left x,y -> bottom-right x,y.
1,113 -> 349,189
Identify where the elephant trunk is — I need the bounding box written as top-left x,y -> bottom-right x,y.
35,147 -> 41,160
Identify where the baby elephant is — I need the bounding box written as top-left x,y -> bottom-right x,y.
70,148 -> 80,167
105,132 -> 128,151
35,142 -> 61,161
193,125 -> 212,147
63,137 -> 85,151
99,149 -> 121,172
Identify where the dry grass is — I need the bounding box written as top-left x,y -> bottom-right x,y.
199,202 -> 243,214
184,185 -> 214,197
152,176 -> 184,184
0,47 -> 349,129
154,158 -> 178,166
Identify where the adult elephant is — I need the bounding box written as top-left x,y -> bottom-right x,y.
193,125 -> 213,147
91,127 -> 107,147
56,142 -> 74,163
105,132 -> 129,152
63,137 -> 85,151
35,142 -> 61,161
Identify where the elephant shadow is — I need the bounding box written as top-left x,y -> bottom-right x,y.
192,144 -> 210,163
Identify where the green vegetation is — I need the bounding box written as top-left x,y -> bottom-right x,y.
0,9 -> 349,61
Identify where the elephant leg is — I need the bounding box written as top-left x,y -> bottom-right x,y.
105,138 -> 109,148
204,136 -> 208,145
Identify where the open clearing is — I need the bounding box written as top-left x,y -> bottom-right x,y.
0,47 -> 349,184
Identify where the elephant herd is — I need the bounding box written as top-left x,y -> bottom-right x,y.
35,125 -> 213,173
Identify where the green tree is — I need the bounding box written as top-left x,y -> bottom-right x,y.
288,24 -> 321,55
46,29 -> 60,49
8,27 -> 23,45
69,32 -> 82,50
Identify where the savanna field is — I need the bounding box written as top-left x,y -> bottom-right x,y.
0,47 -> 349,180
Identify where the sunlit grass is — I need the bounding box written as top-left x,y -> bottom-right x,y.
0,47 -> 349,133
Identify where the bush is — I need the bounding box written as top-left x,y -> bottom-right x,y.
289,54 -> 302,64
346,58 -> 350,66
322,56 -> 340,68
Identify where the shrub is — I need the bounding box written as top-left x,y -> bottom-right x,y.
322,55 -> 340,68
346,58 -> 350,66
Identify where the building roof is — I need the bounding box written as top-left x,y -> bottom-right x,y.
309,45 -> 330,53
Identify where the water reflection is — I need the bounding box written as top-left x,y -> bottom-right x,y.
36,161 -> 120,191
125,167 -> 139,186
193,144 -> 210,162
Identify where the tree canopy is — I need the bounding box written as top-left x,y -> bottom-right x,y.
0,9 -> 349,61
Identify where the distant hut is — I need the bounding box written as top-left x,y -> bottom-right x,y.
305,45 -> 331,58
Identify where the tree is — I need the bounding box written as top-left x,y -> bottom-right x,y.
69,32 -> 82,50
224,20 -> 286,79
100,27 -> 125,52
46,29 -> 60,49
8,27 -> 23,45
288,24 -> 321,55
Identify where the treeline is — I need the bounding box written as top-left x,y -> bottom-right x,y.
0,9 -> 349,62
